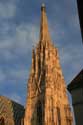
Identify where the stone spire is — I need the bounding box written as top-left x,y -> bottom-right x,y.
40,3 -> 51,41
24,4 -> 73,125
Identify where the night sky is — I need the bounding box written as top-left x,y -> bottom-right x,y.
0,0 -> 83,108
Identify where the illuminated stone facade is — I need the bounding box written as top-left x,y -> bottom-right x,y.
24,4 -> 73,125
0,96 -> 24,125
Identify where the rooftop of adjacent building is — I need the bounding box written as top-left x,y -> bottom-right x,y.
67,69 -> 83,91
0,95 -> 24,108
0,95 -> 25,124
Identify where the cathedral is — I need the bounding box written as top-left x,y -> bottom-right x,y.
24,4 -> 73,125
0,4 -> 73,125
0,96 -> 24,125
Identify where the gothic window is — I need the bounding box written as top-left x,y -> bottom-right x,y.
64,105 -> 72,125
21,118 -> 24,125
64,105 -> 71,116
56,107 -> 61,125
0,117 -> 5,125
66,119 -> 72,125
37,101 -> 42,125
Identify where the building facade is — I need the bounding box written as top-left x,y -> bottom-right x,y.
68,69 -> 83,125
24,4 -> 73,125
0,96 -> 24,125
77,0 -> 83,41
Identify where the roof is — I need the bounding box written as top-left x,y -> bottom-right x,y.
0,95 -> 25,125
67,69 -> 83,92
0,95 -> 24,107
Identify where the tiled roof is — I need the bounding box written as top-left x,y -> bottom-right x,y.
0,96 -> 25,125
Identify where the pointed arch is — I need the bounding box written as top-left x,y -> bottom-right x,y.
0,117 -> 5,125
37,101 -> 42,125
56,107 -> 61,125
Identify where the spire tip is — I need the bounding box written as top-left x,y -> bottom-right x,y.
41,3 -> 45,8
41,3 -> 46,11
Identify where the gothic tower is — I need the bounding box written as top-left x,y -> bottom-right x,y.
24,4 -> 73,125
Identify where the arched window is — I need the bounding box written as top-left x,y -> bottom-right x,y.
56,107 -> 61,125
37,101 -> 42,125
21,118 -> 24,125
0,117 -> 5,125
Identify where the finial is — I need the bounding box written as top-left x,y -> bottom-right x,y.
42,3 -> 45,8
41,3 -> 46,11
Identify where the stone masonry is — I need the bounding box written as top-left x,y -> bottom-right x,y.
24,4 -> 73,125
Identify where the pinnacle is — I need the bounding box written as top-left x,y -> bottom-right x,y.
40,3 -> 51,42
41,3 -> 45,8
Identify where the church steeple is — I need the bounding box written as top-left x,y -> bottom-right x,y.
40,4 -> 51,41
24,5 -> 73,125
